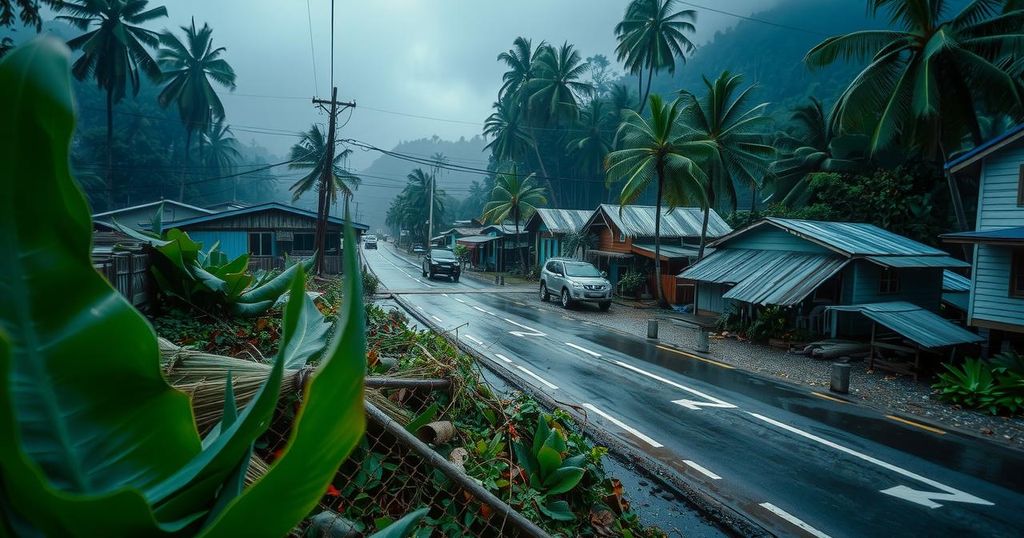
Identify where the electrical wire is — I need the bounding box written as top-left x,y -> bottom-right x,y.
305,0 -> 319,96
675,1 -> 828,36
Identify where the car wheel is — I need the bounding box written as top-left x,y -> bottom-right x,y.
599,301 -> 611,312
422,266 -> 427,277
452,275 -> 459,283
428,270 -> 435,279
560,289 -> 572,309
539,283 -> 549,301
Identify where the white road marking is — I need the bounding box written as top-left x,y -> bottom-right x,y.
683,460 -> 721,480
582,403 -> 663,448
431,315 -> 443,323
472,306 -> 489,314
416,306 -> 424,311
758,503 -> 831,538
612,360 -> 737,411
748,412 -> 993,509
494,353 -> 513,363
442,293 -> 449,297
515,365 -> 558,390
454,297 -> 466,304
503,318 -> 546,337
464,334 -> 484,345
565,342 -> 601,357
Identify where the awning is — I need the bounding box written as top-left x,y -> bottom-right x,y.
827,302 -> 983,348
867,255 -> 969,268
587,249 -> 634,259
942,270 -> 971,293
632,243 -> 700,260
456,235 -> 499,245
681,249 -> 848,306
942,226 -> 1024,246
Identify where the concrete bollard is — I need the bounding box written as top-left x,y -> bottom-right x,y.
494,274 -> 500,285
647,319 -> 658,339
499,275 -> 505,286
830,362 -> 851,394
695,328 -> 709,353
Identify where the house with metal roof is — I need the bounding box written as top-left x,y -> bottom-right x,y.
455,221 -> 530,272
92,199 -> 212,231
523,208 -> 595,265
942,123 -> 1024,351
164,202 -> 368,275
581,204 -> 732,304
681,218 -> 974,347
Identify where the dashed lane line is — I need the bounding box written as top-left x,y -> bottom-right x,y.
431,315 -> 443,323
656,345 -> 734,369
514,365 -> 559,390
612,360 -> 736,410
494,353 -> 513,363
885,415 -> 946,435
758,503 -> 831,538
683,460 -> 722,480
565,342 -> 601,357
811,391 -> 848,404
581,403 -> 663,448
463,334 -> 484,345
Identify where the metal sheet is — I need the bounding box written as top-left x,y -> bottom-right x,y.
760,218 -> 947,256
827,302 -> 984,348
867,255 -> 970,268
942,270 -> 971,292
599,204 -> 731,239
680,249 -> 848,306
632,243 -> 700,260
533,208 -> 593,234
456,235 -> 499,244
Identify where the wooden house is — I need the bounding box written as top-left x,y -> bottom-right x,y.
164,202 -> 368,274
580,204 -> 731,304
455,222 -> 529,272
92,199 -> 212,231
681,218 -> 981,350
943,124 -> 1024,352
523,208 -> 594,266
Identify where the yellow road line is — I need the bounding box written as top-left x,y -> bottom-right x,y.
811,391 -> 848,404
886,415 -> 946,435
656,345 -> 734,369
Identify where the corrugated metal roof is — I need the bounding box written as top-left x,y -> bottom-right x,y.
456,235 -> 500,244
680,249 -> 848,306
942,270 -> 971,292
827,302 -> 983,348
757,218 -> 946,256
164,202 -> 369,230
632,243 -> 700,260
93,199 -> 213,218
942,226 -> 1024,244
480,221 -> 527,235
945,123 -> 1024,172
868,255 -> 969,268
598,204 -> 732,239
532,208 -> 594,234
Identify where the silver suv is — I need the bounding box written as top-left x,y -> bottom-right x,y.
539,258 -> 612,311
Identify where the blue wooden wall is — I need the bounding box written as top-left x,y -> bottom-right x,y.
188,230 -> 249,259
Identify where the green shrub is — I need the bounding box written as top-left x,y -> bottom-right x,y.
362,265 -> 381,296
747,305 -> 789,342
933,353 -> 1024,415
617,270 -> 645,294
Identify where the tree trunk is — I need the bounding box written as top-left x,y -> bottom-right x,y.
531,142 -> 558,208
749,182 -> 757,213
639,66 -> 654,114
180,130 -> 192,201
105,89 -> 114,210
636,72 -> 643,112
515,215 -> 524,274
697,205 -> 710,261
654,164 -> 667,308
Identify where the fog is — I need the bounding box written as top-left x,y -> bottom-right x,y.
43,0 -> 779,169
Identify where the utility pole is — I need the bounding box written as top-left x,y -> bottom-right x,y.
427,174 -> 434,248
311,87 -> 356,275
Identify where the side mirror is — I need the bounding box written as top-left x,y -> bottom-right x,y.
601,271 -> 608,278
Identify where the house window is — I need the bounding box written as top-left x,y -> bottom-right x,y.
248,232 -> 272,256
293,232 -> 314,251
1018,164 -> 1024,206
1012,248 -> 1024,298
326,232 -> 340,253
879,268 -> 900,294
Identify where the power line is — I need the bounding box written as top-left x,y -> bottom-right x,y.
305,0 -> 319,95
675,1 -> 828,36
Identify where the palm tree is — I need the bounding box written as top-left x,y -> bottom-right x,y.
157,18 -> 236,200
805,0 -> 1024,231
769,97 -> 866,206
483,99 -> 557,203
567,99 -> 614,207
482,164 -> 547,273
202,119 -> 242,199
288,124 -> 361,206
678,71 -> 774,253
614,0 -> 697,112
396,169 -> 445,245
527,42 -> 593,124
497,36 -> 546,100
605,94 -> 715,306
57,0 -> 168,209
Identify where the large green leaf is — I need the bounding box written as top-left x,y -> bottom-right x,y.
230,257 -> 314,317
278,272 -> 333,369
0,36 -> 201,535
200,222 -> 366,537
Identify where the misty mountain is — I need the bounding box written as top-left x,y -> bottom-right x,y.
352,135 -> 489,231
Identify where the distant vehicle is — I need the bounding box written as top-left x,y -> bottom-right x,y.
412,243 -> 425,254
539,258 -> 611,311
422,248 -> 461,282
363,235 -> 378,249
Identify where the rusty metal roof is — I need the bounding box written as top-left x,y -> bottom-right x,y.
531,208 -> 594,234
596,204 -> 731,239
827,302 -> 983,348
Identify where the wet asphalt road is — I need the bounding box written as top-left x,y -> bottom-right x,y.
366,242 -> 1024,537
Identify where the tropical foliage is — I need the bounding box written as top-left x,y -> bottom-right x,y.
386,168 -> 445,246
614,0 -> 697,111
605,94 -> 714,304
289,124 -> 362,205
481,164 -> 547,272
934,353 -> 1024,416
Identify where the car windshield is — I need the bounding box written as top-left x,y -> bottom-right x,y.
564,262 -> 601,277
431,249 -> 455,260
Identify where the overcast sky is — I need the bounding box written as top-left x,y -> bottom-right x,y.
49,0 -> 780,169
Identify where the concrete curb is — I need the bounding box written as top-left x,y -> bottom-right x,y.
387,290 -> 768,538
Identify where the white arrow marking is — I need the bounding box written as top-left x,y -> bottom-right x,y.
612,360 -> 736,410
749,412 -> 993,509
504,318 -> 546,337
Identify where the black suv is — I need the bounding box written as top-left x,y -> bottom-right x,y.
422,248 -> 461,282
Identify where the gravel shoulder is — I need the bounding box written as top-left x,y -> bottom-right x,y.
529,296 -> 1024,451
